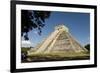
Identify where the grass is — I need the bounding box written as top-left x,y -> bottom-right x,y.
29,52 -> 89,57
22,51 -> 90,63
21,47 -> 30,53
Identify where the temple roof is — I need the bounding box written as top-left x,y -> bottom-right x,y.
55,24 -> 69,32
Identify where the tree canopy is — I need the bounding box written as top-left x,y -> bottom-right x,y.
21,10 -> 51,40
85,44 -> 90,52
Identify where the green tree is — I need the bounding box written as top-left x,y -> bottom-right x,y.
21,10 -> 51,40
85,44 -> 90,52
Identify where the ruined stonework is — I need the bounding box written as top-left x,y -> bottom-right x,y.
28,25 -> 88,56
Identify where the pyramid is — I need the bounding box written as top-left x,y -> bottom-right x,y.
28,25 -> 88,56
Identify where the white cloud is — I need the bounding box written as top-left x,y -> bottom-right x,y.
22,40 -> 31,44
21,40 -> 32,47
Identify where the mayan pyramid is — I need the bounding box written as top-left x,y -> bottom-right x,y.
28,24 -> 88,56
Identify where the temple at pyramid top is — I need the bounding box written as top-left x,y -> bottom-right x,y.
55,24 -> 69,32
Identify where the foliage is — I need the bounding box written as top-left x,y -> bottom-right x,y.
21,47 -> 30,53
85,44 -> 90,52
21,10 -> 51,40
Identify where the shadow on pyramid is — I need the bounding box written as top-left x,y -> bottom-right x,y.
24,25 -> 90,62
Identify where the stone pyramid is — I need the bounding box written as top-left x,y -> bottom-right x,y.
28,25 -> 88,56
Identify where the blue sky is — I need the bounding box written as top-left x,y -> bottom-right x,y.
22,11 -> 90,47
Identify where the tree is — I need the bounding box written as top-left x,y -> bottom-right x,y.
21,10 -> 51,40
85,44 -> 90,52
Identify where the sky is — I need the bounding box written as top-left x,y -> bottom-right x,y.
21,11 -> 90,47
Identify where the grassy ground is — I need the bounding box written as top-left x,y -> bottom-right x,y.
22,51 -> 90,63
